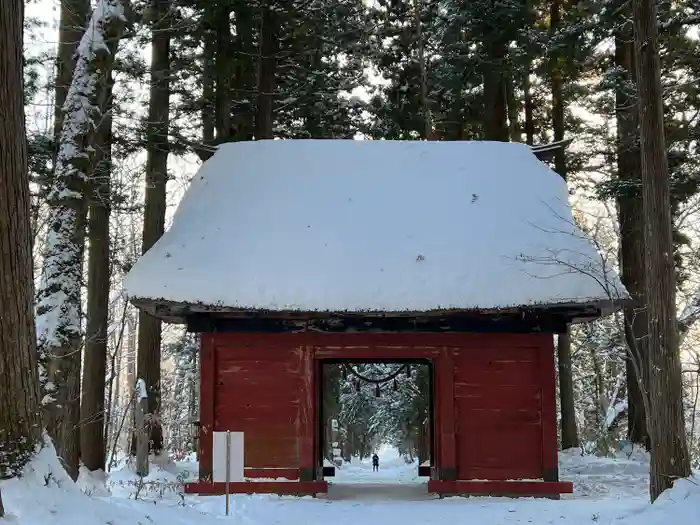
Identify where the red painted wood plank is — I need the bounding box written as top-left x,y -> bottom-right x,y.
455,466 -> 544,480
214,394 -> 300,409
216,358 -> 301,372
456,452 -> 542,474
211,331 -> 555,349
453,350 -> 539,365
209,434 -> 298,467
184,481 -> 328,495
298,345 -> 315,479
453,347 -> 540,384
213,418 -> 299,434
243,450 -> 298,468
314,345 -> 440,360
198,334 -> 216,482
216,348 -> 299,361
453,336 -> 548,481
459,427 -> 541,448
437,348 -> 456,478
216,369 -> 300,383
455,366 -> 540,385
215,398 -> 300,414
539,337 -> 559,480
456,434 -> 542,478
314,358 -> 322,478
215,384 -> 301,399
457,409 -> 542,427
427,480 -> 573,496
244,468 -> 299,480
455,386 -> 541,412
211,341 -> 305,472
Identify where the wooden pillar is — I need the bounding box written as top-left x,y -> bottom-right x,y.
298,345 -> 316,481
539,337 -> 560,482
198,333 -> 216,482
437,348 -> 457,480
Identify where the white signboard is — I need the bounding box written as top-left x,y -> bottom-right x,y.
212,431 -> 245,482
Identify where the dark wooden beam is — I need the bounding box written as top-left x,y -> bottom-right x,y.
427,479 -> 573,497
184,481 -> 328,495
186,311 -> 571,334
136,295 -> 620,327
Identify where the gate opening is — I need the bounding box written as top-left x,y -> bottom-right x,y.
317,359 -> 434,499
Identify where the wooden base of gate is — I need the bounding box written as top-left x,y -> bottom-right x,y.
184,481 -> 328,496
428,480 -> 573,498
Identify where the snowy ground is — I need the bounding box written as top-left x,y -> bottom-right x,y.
2,443 -> 699,525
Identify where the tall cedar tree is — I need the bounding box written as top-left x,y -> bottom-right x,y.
81,73 -> 114,472
613,5 -> 649,449
137,0 -> 172,456
53,0 -> 91,162
213,1 -> 232,141
36,0 -> 129,480
255,0 -> 278,139
0,0 -> 43,516
38,0 -> 90,477
550,0 -> 579,450
632,0 -> 691,501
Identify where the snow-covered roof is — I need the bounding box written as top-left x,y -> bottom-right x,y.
124,139 -> 627,319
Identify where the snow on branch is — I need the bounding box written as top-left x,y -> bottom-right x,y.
36,0 -> 128,400
514,202 -> 629,305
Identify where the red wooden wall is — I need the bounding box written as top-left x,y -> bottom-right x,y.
198,334 -> 316,481
452,334 -> 557,481
196,332 -> 559,490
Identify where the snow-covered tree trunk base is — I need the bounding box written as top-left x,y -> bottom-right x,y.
43,345 -> 83,480
35,0 -> 128,481
135,379 -> 149,477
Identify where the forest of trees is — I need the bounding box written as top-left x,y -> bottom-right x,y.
2,0 -> 700,516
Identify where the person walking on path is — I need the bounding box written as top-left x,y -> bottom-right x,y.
372,453 -> 379,472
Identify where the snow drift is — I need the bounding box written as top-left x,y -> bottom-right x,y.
2,444 -> 698,525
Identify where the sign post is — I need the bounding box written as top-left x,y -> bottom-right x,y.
212,430 -> 244,515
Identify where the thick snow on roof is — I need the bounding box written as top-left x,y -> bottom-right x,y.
123,139 -> 626,313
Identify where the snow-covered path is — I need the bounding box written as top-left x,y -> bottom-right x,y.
184,446 -> 654,524
326,445 -> 430,501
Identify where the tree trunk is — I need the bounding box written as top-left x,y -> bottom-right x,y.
135,381 -> 149,476
482,36 -> 509,141
548,0 -> 578,448
0,0 -> 43,504
201,7 -> 215,144
523,66 -> 534,145
415,0 -> 431,139
215,4 -> 232,140
125,306 -> 136,453
53,0 -> 90,162
505,77 -> 520,142
255,0 -> 277,140
232,3 -> 255,141
522,0 -> 534,145
137,0 -> 171,455
104,319 -> 120,462
633,0 -> 692,501
614,14 -> 649,450
36,0 -> 128,481
550,0 -> 566,173
589,342 -> 606,427
80,73 -> 114,472
557,333 -> 579,448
